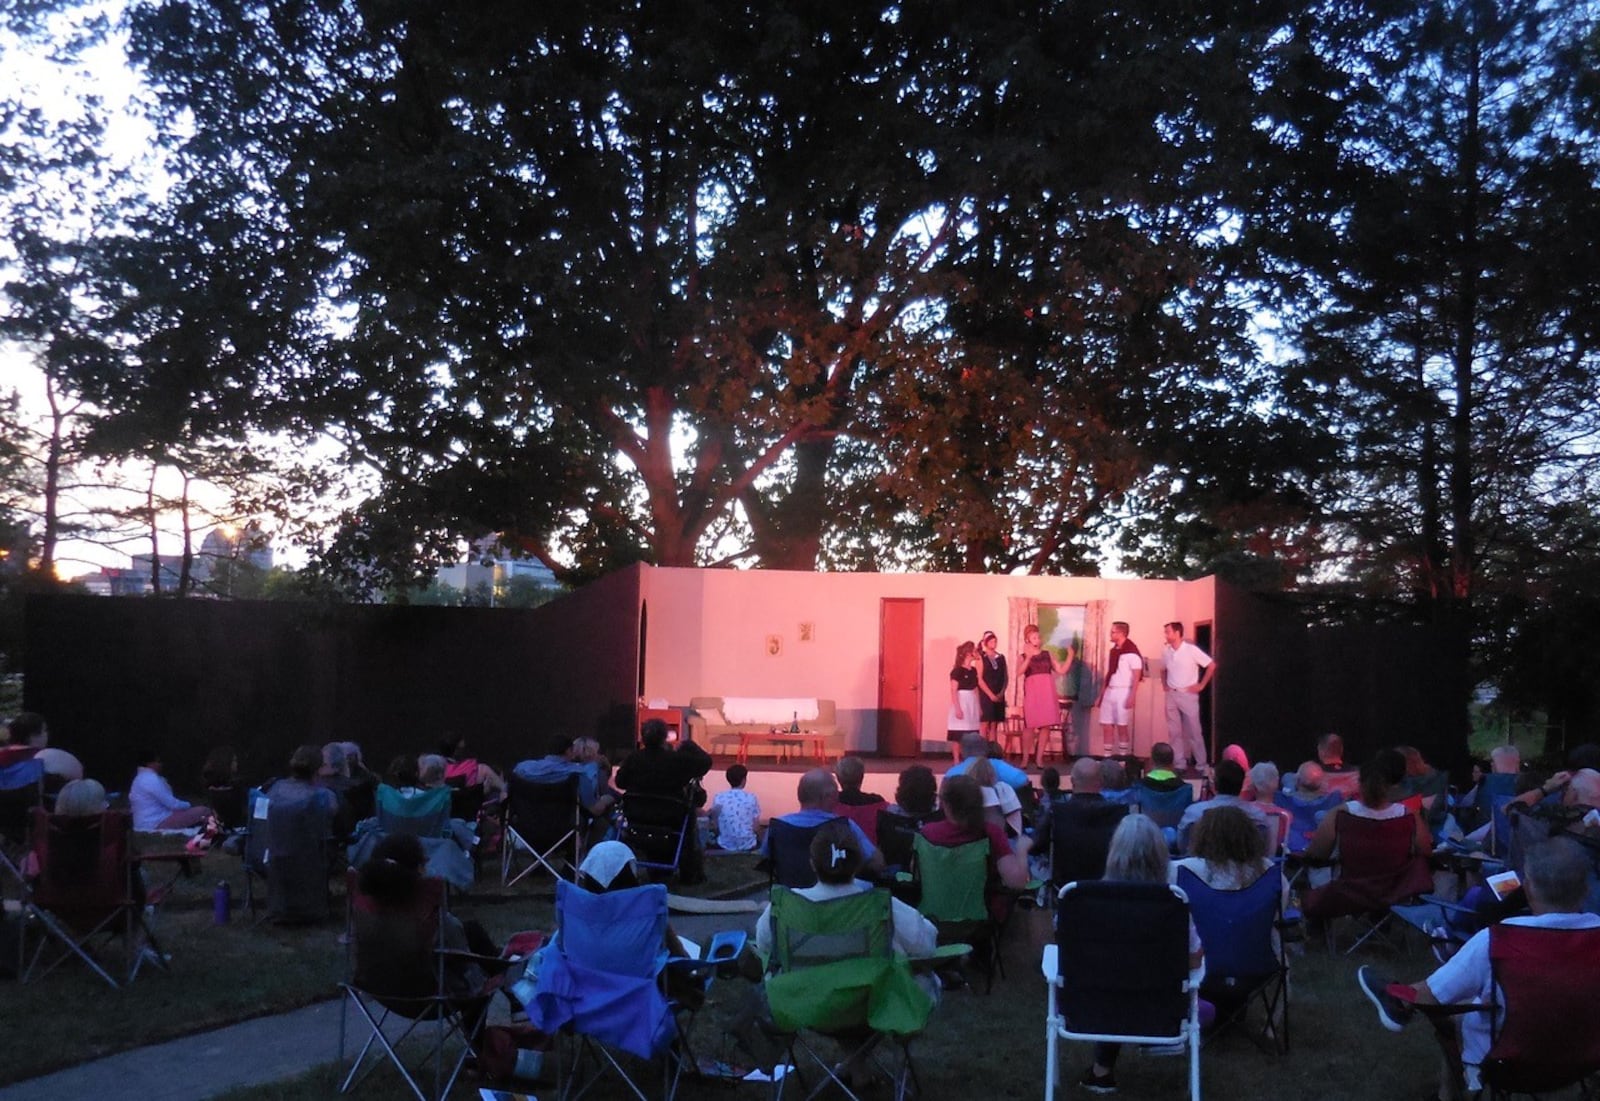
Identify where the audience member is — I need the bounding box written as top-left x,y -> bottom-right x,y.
1076,814 -> 1204,1094
922,773 -> 1030,920
945,731 -> 1030,789
1100,758 -> 1135,805
1176,759 -> 1271,853
129,749 -> 214,831
709,763 -> 761,852
437,734 -> 507,798
417,754 -> 449,789
1304,754 -> 1431,861
1037,757 -> 1127,886
1,711 -> 83,788
1246,761 -> 1293,852
835,756 -> 885,807
1318,733 -> 1360,798
970,757 -> 1023,837
617,719 -> 714,884
1357,839 -> 1600,1101
513,735 -> 617,845
761,768 -> 883,874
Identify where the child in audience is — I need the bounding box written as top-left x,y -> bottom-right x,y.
709,764 -> 761,851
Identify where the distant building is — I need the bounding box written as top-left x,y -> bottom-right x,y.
124,525 -> 273,596
434,536 -> 557,602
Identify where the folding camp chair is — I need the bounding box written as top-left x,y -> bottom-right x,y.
349,786 -> 475,890
1133,783 -> 1195,841
1301,812 -> 1432,954
265,781 -> 338,923
1272,789 -> 1341,857
835,800 -> 882,846
1043,880 -> 1202,1101
875,808 -> 940,872
0,757 -> 44,895
1175,864 -> 1290,1052
501,773 -> 583,887
21,808 -> 168,988
762,818 -> 829,889
764,885 -> 935,1101
531,878 -> 711,1101
338,870 -> 504,1101
241,786 -> 272,922
1046,798 -> 1130,894
911,833 -> 1002,991
1476,922 -> 1600,1098
619,791 -> 696,880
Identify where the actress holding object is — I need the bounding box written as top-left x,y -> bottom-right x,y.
1020,624 -> 1073,770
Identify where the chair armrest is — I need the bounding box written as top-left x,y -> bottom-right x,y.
908,943 -> 970,973
438,948 -> 520,975
1041,943 -> 1059,982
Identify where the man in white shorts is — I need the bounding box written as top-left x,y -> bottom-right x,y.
1095,621 -> 1141,755
1161,621 -> 1216,773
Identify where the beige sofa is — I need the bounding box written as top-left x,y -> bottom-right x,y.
687,695 -> 841,760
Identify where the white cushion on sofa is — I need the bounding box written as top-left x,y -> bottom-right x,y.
721,697 -> 820,724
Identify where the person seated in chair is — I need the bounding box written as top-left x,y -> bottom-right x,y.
1357,838 -> 1600,1101
617,720 -> 713,884
1177,759 -> 1272,854
748,819 -> 940,1088
921,773 -> 1030,921
2,712 -> 84,792
945,731 -> 1029,789
1304,754 -> 1431,862
835,756 -> 886,808
129,749 -> 214,832
762,769 -> 885,877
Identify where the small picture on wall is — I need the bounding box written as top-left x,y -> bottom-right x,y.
799,622 -> 815,642
766,634 -> 783,656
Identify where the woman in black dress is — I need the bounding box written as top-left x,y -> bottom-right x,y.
977,630 -> 1008,740
947,641 -> 982,760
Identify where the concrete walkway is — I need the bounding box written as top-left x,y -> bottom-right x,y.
0,899 -> 766,1101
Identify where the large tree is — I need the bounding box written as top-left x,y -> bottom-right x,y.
105,0 -> 1319,584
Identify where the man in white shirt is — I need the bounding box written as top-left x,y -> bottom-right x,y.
1359,838 -> 1600,1101
1161,622 -> 1216,773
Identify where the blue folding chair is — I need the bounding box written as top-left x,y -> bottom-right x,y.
762,818 -> 829,888
1133,784 -> 1195,850
532,879 -> 710,1101
1272,789 -> 1341,856
1176,863 -> 1289,1052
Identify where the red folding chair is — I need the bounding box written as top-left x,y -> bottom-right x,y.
1478,922 -> 1600,1097
1302,812 -> 1432,953
21,808 -> 167,988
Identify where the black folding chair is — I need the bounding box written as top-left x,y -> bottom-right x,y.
501,773 -> 582,887
619,791 -> 694,879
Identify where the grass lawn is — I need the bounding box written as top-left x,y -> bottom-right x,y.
0,846 -> 766,1086
11,846 -> 1592,1101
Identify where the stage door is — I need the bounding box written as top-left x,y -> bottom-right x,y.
877,598 -> 924,757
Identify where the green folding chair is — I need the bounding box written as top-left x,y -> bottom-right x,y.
910,834 -> 999,991
764,886 -> 935,1101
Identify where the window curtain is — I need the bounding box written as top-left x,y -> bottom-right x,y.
1007,597 -> 1037,709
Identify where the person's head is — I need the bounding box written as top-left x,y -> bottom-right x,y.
321,741 -> 349,777
1163,621 -> 1184,646
969,757 -> 997,787
809,818 -> 865,885
574,737 -> 601,763
416,754 -> 447,787
1221,744 -> 1250,773
1110,621 -> 1130,645
1070,756 -> 1102,794
1395,745 -> 1430,777
1149,742 -> 1176,771
1375,748 -> 1407,790
386,755 -> 419,788
549,734 -> 577,759
358,833 -> 428,905
1491,744 -> 1521,774
1317,733 -> 1344,768
1295,761 -> 1325,794
1566,768 -> 1600,807
1567,743 -> 1600,773
953,640 -> 976,667
959,731 -> 987,760
939,773 -> 986,834
289,744 -> 322,781
577,840 -> 643,892
54,778 -> 108,817
202,746 -> 239,785
1522,838 -> 1593,913
981,630 -> 999,654
1101,758 -> 1128,791
1190,805 -> 1265,868
1469,759 -> 1489,785
438,734 -> 468,759
1024,624 -> 1042,647
1040,766 -> 1061,794
1249,761 -> 1281,799
1105,813 -> 1170,883
836,756 -> 867,794
1213,758 -> 1246,797
8,712 -> 47,747
137,749 -> 163,772
725,763 -> 748,790
895,765 -> 937,816
1357,755 -> 1393,808
640,719 -> 669,750
796,768 -> 839,811
341,742 -> 366,771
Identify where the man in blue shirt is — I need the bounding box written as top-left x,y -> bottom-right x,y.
946,732 -> 1030,789
762,768 -> 884,875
